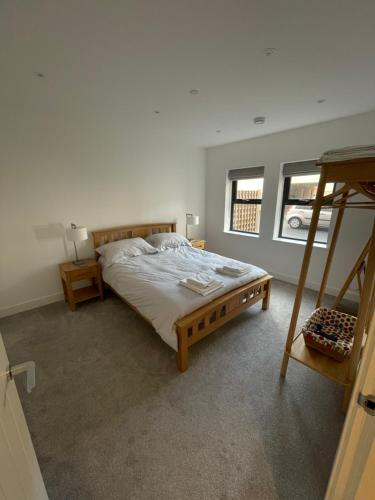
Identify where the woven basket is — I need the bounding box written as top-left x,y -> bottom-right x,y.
302,307 -> 356,362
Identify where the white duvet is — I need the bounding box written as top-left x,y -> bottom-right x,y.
102,246 -> 267,351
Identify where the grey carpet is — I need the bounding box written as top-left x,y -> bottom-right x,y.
0,280 -> 347,500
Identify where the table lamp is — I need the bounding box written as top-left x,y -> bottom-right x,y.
66,223 -> 88,265
186,214 -> 199,240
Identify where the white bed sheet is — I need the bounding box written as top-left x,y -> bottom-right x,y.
102,246 -> 267,351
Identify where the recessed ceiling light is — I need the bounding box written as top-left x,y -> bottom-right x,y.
35,72 -> 45,78
264,48 -> 276,56
216,130 -> 221,133
316,98 -> 326,104
253,116 -> 265,125
189,89 -> 199,95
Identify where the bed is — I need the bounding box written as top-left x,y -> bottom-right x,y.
92,222 -> 272,371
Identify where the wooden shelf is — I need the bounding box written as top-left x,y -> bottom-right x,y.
73,286 -> 100,303
281,156 -> 375,411
288,334 -> 351,386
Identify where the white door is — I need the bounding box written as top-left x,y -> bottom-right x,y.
325,312 -> 375,500
0,333 -> 48,500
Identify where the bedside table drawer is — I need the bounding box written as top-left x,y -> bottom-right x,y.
70,267 -> 98,281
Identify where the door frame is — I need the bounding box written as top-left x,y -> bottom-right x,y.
325,311 -> 375,499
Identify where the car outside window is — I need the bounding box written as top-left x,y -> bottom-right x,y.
279,174 -> 334,244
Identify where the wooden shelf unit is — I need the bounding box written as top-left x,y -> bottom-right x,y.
289,334 -> 351,386
280,154 -> 375,412
73,285 -> 100,303
190,239 -> 206,250
59,259 -> 104,311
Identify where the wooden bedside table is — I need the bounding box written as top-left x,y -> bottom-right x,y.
59,259 -> 104,311
190,239 -> 206,250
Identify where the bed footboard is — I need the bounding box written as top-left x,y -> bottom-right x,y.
175,275 -> 272,372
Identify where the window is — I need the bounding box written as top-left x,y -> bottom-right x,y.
228,167 -> 264,234
279,160 -> 334,244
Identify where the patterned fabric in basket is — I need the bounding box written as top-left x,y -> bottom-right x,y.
302,307 -> 356,361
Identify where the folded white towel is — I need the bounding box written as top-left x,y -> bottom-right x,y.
216,265 -> 250,277
186,273 -> 216,289
180,278 -> 224,296
223,265 -> 249,274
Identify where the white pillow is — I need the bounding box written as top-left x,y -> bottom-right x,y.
96,237 -> 158,266
145,232 -> 191,251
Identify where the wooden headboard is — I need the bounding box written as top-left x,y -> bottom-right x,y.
92,222 -> 177,249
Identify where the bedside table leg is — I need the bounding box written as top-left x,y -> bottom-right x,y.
68,302 -> 76,312
66,287 -> 76,311
97,272 -> 104,301
61,279 -> 68,302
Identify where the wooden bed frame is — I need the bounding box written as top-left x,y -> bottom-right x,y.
92,222 -> 272,372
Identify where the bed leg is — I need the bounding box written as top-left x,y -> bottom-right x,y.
176,329 -> 189,372
262,280 -> 272,310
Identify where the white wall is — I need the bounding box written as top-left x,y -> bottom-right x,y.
2,110 -> 374,318
206,111 -> 375,298
0,132 -> 205,317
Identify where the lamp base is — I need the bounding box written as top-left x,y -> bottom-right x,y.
73,259 -> 86,266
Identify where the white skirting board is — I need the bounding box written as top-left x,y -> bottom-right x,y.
268,269 -> 360,303
0,273 -> 358,319
0,292 -> 64,319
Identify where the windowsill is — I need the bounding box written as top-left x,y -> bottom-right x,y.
223,230 -> 260,239
273,236 -> 327,249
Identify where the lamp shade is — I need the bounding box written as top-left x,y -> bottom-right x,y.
66,225 -> 88,242
186,215 -> 199,226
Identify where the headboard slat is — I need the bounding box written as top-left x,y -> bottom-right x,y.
92,222 -> 177,250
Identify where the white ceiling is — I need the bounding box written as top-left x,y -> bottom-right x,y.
1,0 -> 375,148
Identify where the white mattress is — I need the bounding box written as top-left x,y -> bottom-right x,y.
102,246 -> 267,351
319,144 -> 375,163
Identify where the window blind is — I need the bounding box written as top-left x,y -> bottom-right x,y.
228,166 -> 264,180
282,160 -> 319,177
